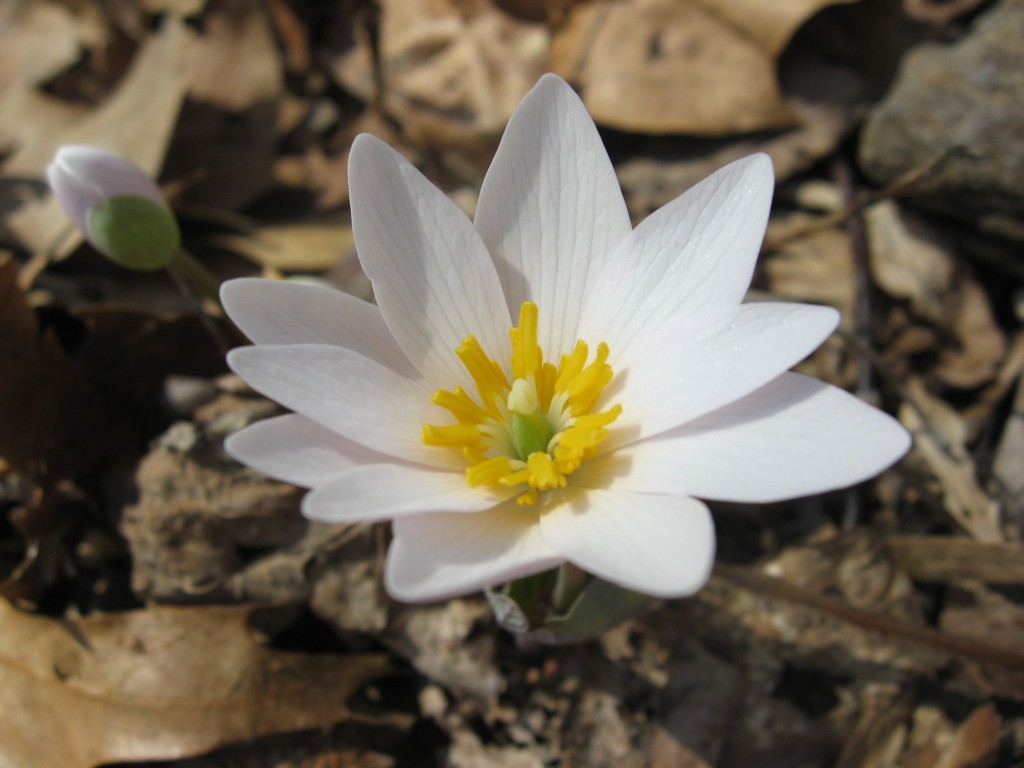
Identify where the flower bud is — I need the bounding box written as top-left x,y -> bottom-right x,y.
47,145 -> 180,271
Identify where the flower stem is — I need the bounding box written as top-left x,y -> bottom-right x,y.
167,249 -> 228,355
169,248 -> 222,312
551,562 -> 592,614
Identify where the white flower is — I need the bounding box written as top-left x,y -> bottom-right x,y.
222,75 -> 910,603
48,145 -> 179,270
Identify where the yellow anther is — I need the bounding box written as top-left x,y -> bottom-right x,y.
463,446 -> 487,464
466,456 -> 515,487
572,404 -> 622,430
526,452 -> 567,491
423,302 -> 621,505
499,467 -> 532,487
555,341 -> 588,392
566,343 -> 612,414
535,361 -> 557,412
516,489 -> 539,506
511,301 -> 541,379
456,335 -> 509,414
422,422 -> 481,447
433,387 -> 489,424
558,426 -> 606,450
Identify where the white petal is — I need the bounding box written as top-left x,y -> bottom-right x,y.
539,488 -> 714,598
348,134 -> 511,391
475,74 -> 632,358
227,343 -> 461,470
49,145 -> 167,235
221,278 -> 417,378
581,373 -> 910,502
226,413 -> 390,488
302,464 -> 515,523
385,503 -> 563,602
579,154 -> 774,355
604,302 -> 839,447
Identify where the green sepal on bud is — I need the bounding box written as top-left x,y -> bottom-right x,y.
87,194 -> 181,271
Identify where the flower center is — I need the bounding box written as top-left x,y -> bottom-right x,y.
423,302 -> 622,506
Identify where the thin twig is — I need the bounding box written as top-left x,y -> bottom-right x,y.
714,563 -> 1024,671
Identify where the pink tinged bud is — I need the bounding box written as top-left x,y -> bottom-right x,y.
47,145 -> 180,271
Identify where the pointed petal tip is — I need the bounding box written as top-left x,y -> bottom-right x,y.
514,72 -> 588,123
220,276 -> 260,324
532,72 -> 574,96
348,133 -> 397,188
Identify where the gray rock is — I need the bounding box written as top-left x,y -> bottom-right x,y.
859,0 -> 1024,230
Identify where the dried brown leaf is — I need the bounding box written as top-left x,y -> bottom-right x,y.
213,223 -> 355,271
762,217 -> 856,315
334,0 -> 548,147
0,0 -> 103,92
0,254 -> 109,484
887,536 -> 1024,585
933,704 -> 1000,768
183,1 -> 284,110
618,101 -> 852,218
900,377 -> 1003,542
0,600 -> 393,768
867,202 -> 1005,389
941,585 -> 1024,659
551,0 -> 856,135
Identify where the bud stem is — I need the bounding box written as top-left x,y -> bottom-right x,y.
169,248 -> 222,313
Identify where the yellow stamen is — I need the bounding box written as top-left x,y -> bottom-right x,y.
566,342 -> 612,414
499,467 -> 531,487
456,335 -> 509,416
511,301 -> 541,379
555,341 -> 588,392
535,361 -> 557,412
527,452 -> 567,491
467,456 -> 516,487
422,422 -> 481,447
423,302 -> 622,506
571,404 -> 623,430
517,489 -> 539,506
433,387 -> 488,424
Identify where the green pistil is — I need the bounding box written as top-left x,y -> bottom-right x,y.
511,409 -> 553,461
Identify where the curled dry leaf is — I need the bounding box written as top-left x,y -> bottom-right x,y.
837,701 -> 1001,768
551,0 -> 856,135
618,101 -> 852,218
900,377 -> 1003,543
866,201 -> 1005,389
0,0 -> 101,163
182,1 -> 283,111
334,0 -> 548,147
0,600 -> 394,768
0,0 -> 103,95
